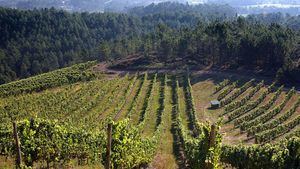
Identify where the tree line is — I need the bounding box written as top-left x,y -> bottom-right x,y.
113,18 -> 300,83
0,3 -> 300,84
0,3 -> 238,84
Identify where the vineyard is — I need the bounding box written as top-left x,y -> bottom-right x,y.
0,62 -> 300,169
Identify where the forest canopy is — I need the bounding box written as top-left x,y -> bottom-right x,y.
0,2 -> 299,84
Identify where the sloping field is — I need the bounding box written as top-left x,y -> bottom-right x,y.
0,63 -> 299,169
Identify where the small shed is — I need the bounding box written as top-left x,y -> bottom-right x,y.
210,100 -> 220,109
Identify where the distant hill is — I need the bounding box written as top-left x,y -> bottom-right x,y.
208,0 -> 300,15
0,0 -> 106,12
1,0 -> 300,15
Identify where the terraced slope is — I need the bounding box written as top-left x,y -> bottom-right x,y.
0,63 -> 299,168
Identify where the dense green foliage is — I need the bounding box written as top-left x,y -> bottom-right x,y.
128,2 -> 236,22
110,119 -> 157,168
0,119 -> 106,167
0,7 -> 143,84
221,137 -> 300,169
1,3 -> 300,85
247,13 -> 300,30
138,20 -> 299,78
0,3 -> 237,84
0,118 -> 159,168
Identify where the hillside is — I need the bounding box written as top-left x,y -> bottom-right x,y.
0,5 -> 238,85
1,5 -> 300,87
0,62 -> 299,168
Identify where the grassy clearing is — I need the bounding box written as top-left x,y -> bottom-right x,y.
191,79 -> 221,123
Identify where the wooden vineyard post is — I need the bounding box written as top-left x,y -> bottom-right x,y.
209,124 -> 216,148
105,123 -> 112,169
13,122 -> 22,168
206,124 -> 216,169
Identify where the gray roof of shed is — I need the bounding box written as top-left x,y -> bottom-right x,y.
211,100 -> 220,105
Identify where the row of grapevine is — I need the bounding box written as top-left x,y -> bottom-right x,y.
0,61 -> 97,97
234,86 -> 283,127
224,81 -> 264,112
139,74 -> 157,125
0,78 -> 111,127
0,129 -> 12,156
68,77 -> 127,129
66,78 -> 123,123
88,74 -> 137,127
215,79 -> 230,94
221,79 -> 255,106
112,73 -> 139,120
112,74 -> 166,168
221,137 -> 300,169
285,127 -> 300,139
255,111 -> 300,143
227,88 -> 270,121
248,97 -> 300,136
184,76 -> 200,134
172,78 -> 222,169
62,75 -> 127,131
109,119 -> 157,168
155,74 -> 167,129
108,74 -> 165,168
126,73 -> 147,119
88,75 -> 133,128
149,75 -> 168,153
217,81 -> 238,101
241,88 -> 296,131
